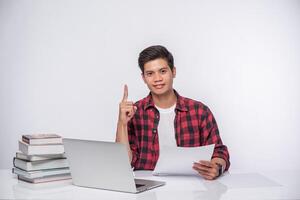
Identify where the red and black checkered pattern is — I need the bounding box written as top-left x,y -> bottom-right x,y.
128,90 -> 230,171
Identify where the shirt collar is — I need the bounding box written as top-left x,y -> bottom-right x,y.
143,90 -> 188,112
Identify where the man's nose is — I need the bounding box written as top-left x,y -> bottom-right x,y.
154,73 -> 162,81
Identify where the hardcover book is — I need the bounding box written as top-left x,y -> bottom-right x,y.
18,140 -> 64,155
12,167 -> 70,179
13,157 -> 69,171
16,152 -> 66,162
22,134 -> 62,145
17,174 -> 72,183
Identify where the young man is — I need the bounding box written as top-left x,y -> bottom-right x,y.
116,45 -> 230,180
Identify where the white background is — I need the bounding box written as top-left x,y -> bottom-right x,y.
1,0 -> 299,170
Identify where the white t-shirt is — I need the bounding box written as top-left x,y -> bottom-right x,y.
155,104 -> 177,148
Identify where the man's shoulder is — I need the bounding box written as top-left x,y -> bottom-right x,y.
131,92 -> 212,114
134,96 -> 147,105
133,95 -> 150,110
178,95 -> 210,112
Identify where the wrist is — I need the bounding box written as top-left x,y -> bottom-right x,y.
215,163 -> 224,177
116,121 -> 128,143
117,120 -> 128,127
211,157 -> 226,174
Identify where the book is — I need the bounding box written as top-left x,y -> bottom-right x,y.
22,134 -> 62,145
13,157 -> 69,171
12,167 -> 70,179
16,152 -> 66,162
18,174 -> 72,183
19,140 -> 64,155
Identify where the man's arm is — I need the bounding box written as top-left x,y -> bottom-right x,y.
116,122 -> 133,162
193,106 -> 230,180
115,85 -> 137,163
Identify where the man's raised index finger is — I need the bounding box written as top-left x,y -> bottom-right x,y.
122,84 -> 128,101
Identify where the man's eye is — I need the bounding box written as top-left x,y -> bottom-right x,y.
161,70 -> 167,74
146,73 -> 152,77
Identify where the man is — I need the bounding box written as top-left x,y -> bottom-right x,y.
116,45 -> 230,180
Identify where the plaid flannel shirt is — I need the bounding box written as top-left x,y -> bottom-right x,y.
128,90 -> 230,171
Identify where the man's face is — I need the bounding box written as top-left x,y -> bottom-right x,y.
142,58 -> 176,96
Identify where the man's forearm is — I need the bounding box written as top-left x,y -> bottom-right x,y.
116,122 -> 133,163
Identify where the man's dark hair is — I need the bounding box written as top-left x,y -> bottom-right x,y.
138,45 -> 174,73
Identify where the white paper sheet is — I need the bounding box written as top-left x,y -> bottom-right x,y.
153,144 -> 215,176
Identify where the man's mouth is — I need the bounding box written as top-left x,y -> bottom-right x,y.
153,84 -> 165,89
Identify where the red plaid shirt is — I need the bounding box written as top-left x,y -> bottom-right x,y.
128,90 -> 230,171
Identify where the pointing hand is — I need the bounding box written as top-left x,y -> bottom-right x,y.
118,85 -> 137,126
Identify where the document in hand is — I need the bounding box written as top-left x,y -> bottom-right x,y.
153,144 -> 215,176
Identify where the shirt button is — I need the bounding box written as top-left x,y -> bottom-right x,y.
153,129 -> 157,133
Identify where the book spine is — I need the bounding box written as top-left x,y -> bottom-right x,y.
18,141 -> 28,155
22,136 -> 30,144
13,157 -> 16,168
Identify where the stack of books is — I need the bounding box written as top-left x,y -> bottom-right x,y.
12,134 -> 71,183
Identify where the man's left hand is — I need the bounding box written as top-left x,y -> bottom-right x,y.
192,160 -> 221,180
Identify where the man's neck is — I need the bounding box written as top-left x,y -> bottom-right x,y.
152,89 -> 177,109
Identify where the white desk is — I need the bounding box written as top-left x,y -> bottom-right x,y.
0,169 -> 299,199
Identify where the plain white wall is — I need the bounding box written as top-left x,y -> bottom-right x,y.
1,0 -> 299,170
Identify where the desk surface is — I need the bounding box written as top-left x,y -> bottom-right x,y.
0,169 -> 299,200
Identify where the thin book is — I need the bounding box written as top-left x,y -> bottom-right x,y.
22,134 -> 62,145
12,167 -> 70,179
17,174 -> 72,183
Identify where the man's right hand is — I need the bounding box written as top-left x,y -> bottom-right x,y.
118,84 -> 137,126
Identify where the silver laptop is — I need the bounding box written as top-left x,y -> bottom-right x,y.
63,138 -> 165,193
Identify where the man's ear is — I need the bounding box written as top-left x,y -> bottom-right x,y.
172,67 -> 176,78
